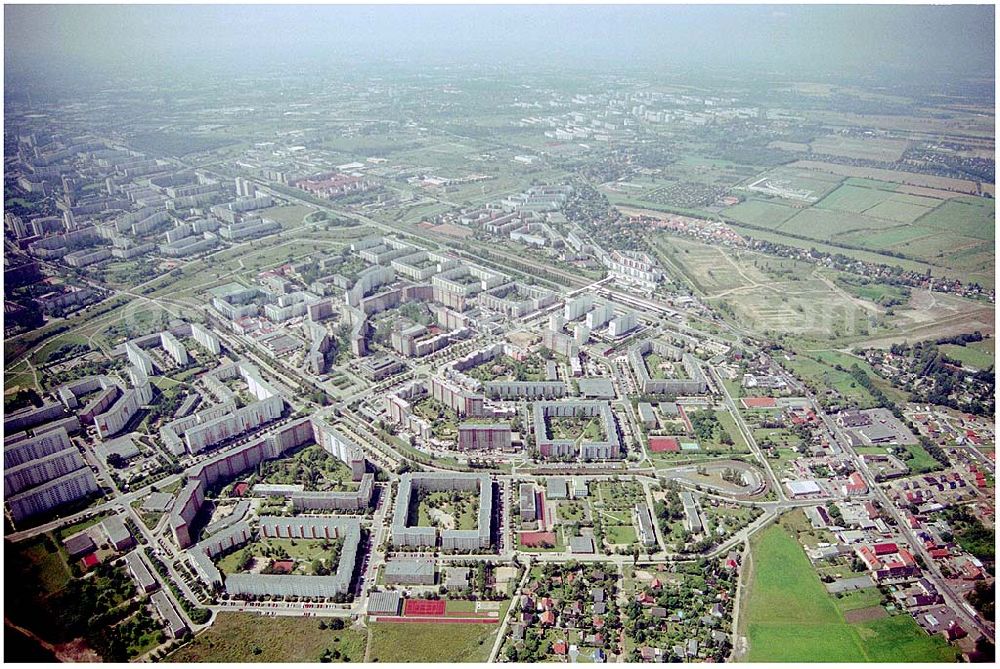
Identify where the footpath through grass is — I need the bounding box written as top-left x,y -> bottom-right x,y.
743,513 -> 959,662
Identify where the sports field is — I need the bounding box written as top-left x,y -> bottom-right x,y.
403,599 -> 447,616
742,515 -> 959,662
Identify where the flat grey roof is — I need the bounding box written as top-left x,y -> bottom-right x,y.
577,377 -> 615,398
569,535 -> 595,554
384,557 -> 435,577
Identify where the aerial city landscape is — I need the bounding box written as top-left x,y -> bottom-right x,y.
2,4 -> 995,664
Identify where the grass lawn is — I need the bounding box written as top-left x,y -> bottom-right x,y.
558,500 -> 588,523
55,513 -> 111,542
832,588 -> 883,614
900,442 -> 944,474
604,524 -> 638,545
940,340 -> 995,370
216,538 -> 342,575
716,409 -> 750,452
446,599 -> 480,613
415,490 -> 479,531
744,514 -> 958,662
166,613 -> 366,662
856,615 -> 959,663
29,333 -> 92,366
259,205 -> 315,229
780,353 -> 877,408
368,619 -> 501,662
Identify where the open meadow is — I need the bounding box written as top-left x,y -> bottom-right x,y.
367,618 -> 502,663
165,613 -> 366,662
741,513 -> 959,662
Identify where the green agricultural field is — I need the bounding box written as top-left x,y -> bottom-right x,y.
743,516 -> 958,662
816,184 -> 896,214
864,197 -> 938,224
915,196 -> 995,241
814,184 -> 939,225
778,208 -> 879,241
842,177 -> 904,191
744,520 -> 867,662
723,199 -> 800,229
166,613 -> 366,662
724,223 -> 941,276
810,135 -> 910,162
367,618 -> 502,663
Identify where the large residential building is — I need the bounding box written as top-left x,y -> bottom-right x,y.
634,503 -> 657,547
520,483 -> 538,522
161,331 -> 190,366
628,339 -> 708,395
4,427 -> 74,469
190,323 -> 221,355
125,341 -> 154,376
6,467 -> 100,524
605,250 -> 663,289
533,401 -> 622,460
479,282 -> 557,318
95,380 -> 153,440
169,417 -> 366,548
4,446 -> 87,496
391,473 -> 493,551
457,423 -> 513,451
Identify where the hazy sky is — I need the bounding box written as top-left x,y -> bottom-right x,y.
5,4 -> 995,86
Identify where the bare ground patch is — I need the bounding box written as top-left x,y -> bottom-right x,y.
844,606 -> 888,624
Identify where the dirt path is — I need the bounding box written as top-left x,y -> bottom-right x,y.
4,619 -> 101,663
731,540 -> 754,662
